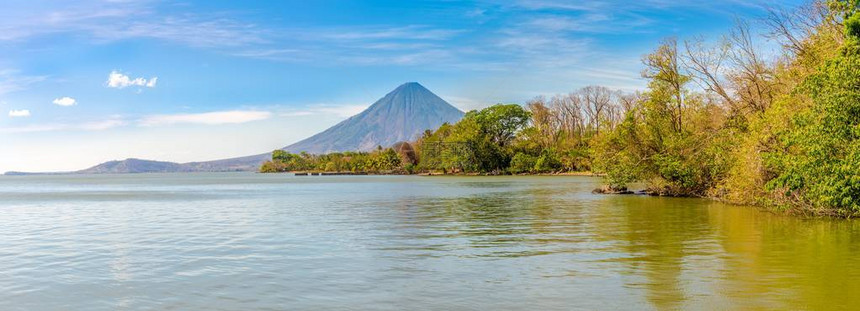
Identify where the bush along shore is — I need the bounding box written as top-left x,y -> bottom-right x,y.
262,1 -> 860,217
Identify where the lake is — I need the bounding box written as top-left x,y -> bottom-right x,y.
1,173 -> 859,310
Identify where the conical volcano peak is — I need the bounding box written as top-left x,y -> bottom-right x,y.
397,81 -> 424,89
283,82 -> 464,154
387,82 -> 432,97
372,82 -> 448,110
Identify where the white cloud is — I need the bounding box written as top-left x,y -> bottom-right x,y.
106,71 -> 157,89
52,96 -> 77,106
280,111 -> 315,117
0,2 -> 266,48
443,96 -> 487,111
0,116 -> 126,133
139,110 -> 271,126
322,25 -> 462,41
512,0 -> 767,13
315,104 -> 367,117
281,104 -> 368,118
80,118 -> 127,130
0,70 -> 48,95
8,109 -> 30,117
466,8 -> 487,18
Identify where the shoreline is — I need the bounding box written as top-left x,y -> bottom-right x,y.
266,170 -> 856,218
285,171 -> 604,177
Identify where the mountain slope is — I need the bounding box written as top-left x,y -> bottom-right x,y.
60,154 -> 270,174
184,153 -> 271,172
76,158 -> 192,174
283,82 -> 464,154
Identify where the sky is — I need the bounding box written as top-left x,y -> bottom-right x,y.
0,0 -> 799,173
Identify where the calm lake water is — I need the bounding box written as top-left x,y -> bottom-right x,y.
1,173 -> 859,310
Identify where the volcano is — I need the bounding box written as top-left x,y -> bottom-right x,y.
283,82 -> 464,154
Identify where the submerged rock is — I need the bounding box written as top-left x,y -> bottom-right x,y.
592,185 -> 634,195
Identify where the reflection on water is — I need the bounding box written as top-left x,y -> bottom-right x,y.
1,173 -> 859,310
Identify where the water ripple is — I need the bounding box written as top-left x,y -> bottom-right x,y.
0,173 -> 858,310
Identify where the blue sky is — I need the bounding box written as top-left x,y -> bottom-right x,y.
0,0 -> 797,172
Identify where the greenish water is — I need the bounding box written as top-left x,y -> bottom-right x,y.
1,173 -> 859,310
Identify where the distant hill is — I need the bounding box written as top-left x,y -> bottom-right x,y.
77,158 -> 193,174
283,82 -> 464,153
65,155 -> 267,174
5,82 -> 464,175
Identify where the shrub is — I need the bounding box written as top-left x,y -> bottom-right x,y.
509,153 -> 538,174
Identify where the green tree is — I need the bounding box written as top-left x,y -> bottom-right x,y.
420,104 -> 531,173
534,149 -> 563,173
469,104 -> 532,148
766,9 -> 860,213
509,152 -> 537,174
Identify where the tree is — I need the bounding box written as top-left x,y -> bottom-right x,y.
469,104 -> 532,148
526,97 -> 558,149
534,149 -> 563,173
766,9 -> 860,213
580,85 -> 615,135
594,39 -> 728,196
393,141 -> 418,166
509,153 -> 537,174
552,93 -> 586,143
372,148 -> 402,171
272,150 -> 290,162
419,104 -> 531,173
643,38 -> 690,133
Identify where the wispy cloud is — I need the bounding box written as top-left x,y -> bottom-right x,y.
1,2 -> 468,68
8,109 -> 30,117
320,25 -> 462,41
0,116 -> 126,133
340,49 -> 458,66
493,28 -> 594,69
52,96 -> 77,106
106,71 -> 157,89
79,118 -> 126,130
0,69 -> 47,95
0,1 -> 266,49
0,109 -> 275,133
0,0 -> 787,105
524,13 -> 652,34
443,96 -> 486,111
87,17 -> 267,48
280,111 -> 315,117
512,0 -> 769,13
513,0 -> 607,11
230,48 -> 306,60
578,67 -> 646,91
466,8 -> 487,18
139,110 -> 272,126
2,0 -> 467,67
233,24 -> 466,66
281,104 -> 368,118
0,124 -> 60,133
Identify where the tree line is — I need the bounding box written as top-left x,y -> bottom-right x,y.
260,146 -> 416,174
263,0 -> 860,216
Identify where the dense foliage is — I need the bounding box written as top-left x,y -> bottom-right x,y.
765,4 -> 860,215
260,147 -> 407,173
418,104 -> 531,174
262,1 -> 860,216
